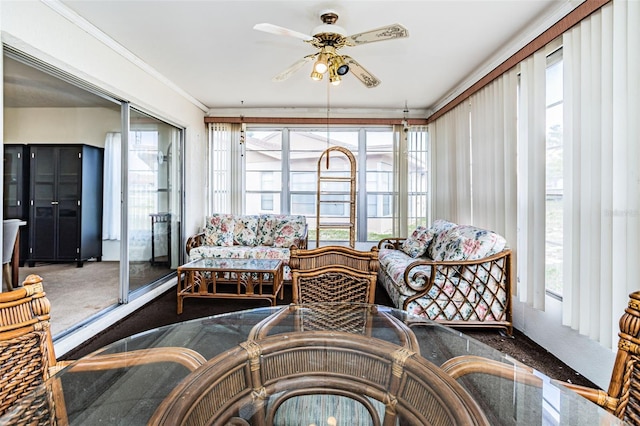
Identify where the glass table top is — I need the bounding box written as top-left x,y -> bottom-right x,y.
180,257 -> 282,272
1,304 -> 626,425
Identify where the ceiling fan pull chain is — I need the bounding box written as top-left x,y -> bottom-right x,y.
326,77 -> 331,170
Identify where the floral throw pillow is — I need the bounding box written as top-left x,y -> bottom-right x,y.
426,219 -> 458,260
233,215 -> 260,246
273,215 -> 307,248
430,224 -> 506,261
204,214 -> 235,247
256,214 -> 278,246
401,226 -> 435,258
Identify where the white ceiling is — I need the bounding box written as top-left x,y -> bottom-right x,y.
9,1 -> 570,117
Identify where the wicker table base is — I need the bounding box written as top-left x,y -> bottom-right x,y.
176,258 -> 284,314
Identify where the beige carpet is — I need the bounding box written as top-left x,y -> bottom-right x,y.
18,261 -> 120,336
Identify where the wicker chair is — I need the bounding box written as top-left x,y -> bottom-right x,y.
440,290 -> 640,425
288,245 -> 379,304
0,274 -> 206,424
149,331 -> 490,426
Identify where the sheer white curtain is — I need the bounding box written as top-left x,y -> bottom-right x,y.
431,102 -> 472,224
562,1 -> 640,348
102,132 -> 121,240
517,50 -> 548,310
469,69 -> 518,250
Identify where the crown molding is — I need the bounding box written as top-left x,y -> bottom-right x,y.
430,0 -> 584,114
207,107 -> 431,120
43,0 -> 209,113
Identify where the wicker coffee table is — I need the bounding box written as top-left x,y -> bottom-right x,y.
176,258 -> 284,314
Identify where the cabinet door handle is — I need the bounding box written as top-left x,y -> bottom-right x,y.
51,201 -> 59,205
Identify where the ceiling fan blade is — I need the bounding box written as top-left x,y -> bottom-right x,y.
253,23 -> 314,41
342,56 -> 380,88
273,54 -> 317,82
345,24 -> 409,46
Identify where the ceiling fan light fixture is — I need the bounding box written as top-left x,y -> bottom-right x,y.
314,51 -> 330,74
333,55 -> 350,76
329,64 -> 342,85
255,10 -> 408,88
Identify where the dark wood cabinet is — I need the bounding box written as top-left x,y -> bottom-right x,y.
28,144 -> 103,267
3,144 -> 30,265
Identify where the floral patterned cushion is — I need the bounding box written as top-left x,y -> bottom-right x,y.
204,214 -> 235,247
272,215 -> 307,248
401,226 -> 435,258
190,245 -> 253,259
233,215 -> 261,246
429,225 -> 506,262
256,214 -> 278,246
425,219 -> 458,259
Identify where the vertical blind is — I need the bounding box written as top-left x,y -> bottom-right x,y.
562,1 -> 640,348
207,123 -> 243,215
469,70 -> 519,251
430,0 -> 639,348
517,50 -> 548,310
431,102 -> 472,224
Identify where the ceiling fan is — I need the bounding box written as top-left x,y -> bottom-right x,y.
254,9 -> 409,88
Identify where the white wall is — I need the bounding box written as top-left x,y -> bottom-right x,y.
1,0 -> 207,239
513,297 -> 615,390
4,107 -> 120,146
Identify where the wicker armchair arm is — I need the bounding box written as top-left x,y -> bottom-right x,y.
378,237 -> 406,250
185,232 -> 205,255
404,258 -> 437,292
403,249 -> 512,293
551,380 -> 617,411
67,347 -> 206,373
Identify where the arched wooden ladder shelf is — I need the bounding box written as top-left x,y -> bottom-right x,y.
316,146 -> 356,248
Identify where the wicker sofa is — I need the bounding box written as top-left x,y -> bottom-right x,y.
186,214 -> 308,281
377,219 -> 512,333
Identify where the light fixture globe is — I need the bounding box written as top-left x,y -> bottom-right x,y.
314,50 -> 330,74
329,63 -> 342,85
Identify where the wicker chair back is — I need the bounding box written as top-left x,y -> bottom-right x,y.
289,245 -> 379,304
0,275 -> 207,425
0,276 -> 57,421
149,331 -> 490,426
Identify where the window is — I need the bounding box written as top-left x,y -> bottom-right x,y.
406,128 -> 430,233
545,48 -> 563,297
260,172 -> 274,211
240,126 -> 429,244
245,130 -> 282,214
365,130 -> 395,240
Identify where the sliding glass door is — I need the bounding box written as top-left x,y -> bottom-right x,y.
126,109 -> 182,297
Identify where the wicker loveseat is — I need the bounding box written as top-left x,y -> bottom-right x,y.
186,213 -> 308,281
377,219 -> 512,333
